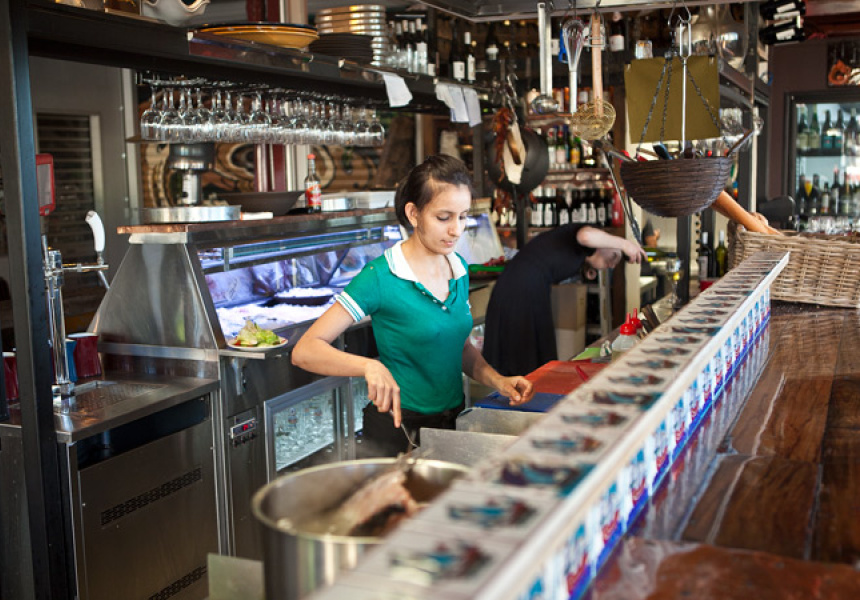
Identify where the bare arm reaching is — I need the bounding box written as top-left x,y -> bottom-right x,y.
462,340 -> 534,406
576,226 -> 647,263
292,303 -> 404,426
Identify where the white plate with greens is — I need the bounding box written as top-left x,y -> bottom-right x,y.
227,335 -> 288,351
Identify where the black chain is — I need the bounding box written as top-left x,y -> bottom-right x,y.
660,55 -> 674,144
635,54 -> 672,155
685,64 -> 730,147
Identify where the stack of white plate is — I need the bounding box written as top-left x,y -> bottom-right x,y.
315,4 -> 388,66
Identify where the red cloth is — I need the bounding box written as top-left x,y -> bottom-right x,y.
525,360 -> 607,395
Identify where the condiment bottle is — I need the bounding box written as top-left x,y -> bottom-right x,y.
611,316 -> 638,361
305,153 -> 322,213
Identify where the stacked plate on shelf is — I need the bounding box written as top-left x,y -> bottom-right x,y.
199,23 -> 319,49
313,4 -> 388,66
309,33 -> 374,64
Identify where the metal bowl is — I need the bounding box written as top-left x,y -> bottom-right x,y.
252,458 -> 469,599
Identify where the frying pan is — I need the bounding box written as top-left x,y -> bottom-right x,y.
486,127 -> 549,195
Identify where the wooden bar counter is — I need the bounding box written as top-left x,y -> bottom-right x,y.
589,303 -> 860,599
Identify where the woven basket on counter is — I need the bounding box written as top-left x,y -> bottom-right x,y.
619,156 -> 733,217
730,228 -> 860,308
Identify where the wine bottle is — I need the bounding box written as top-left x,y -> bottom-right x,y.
305,153 -> 322,213
608,12 -> 625,52
832,111 -> 845,155
758,16 -> 806,45
465,30 -> 476,83
759,0 -> 806,21
821,110 -> 834,152
845,108 -> 859,156
697,231 -> 714,279
808,110 -> 821,153
450,20 -> 465,81
796,111 -> 809,154
415,19 -> 428,75
715,231 -> 728,277
797,174 -> 808,216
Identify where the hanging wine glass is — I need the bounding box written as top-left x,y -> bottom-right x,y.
368,107 -> 385,147
354,106 -> 370,146
246,92 -> 272,143
179,89 -> 203,143
321,100 -> 338,146
209,89 -> 231,142
159,88 -> 182,143
292,97 -> 310,145
194,88 -> 213,141
140,84 -> 161,140
339,103 -> 356,146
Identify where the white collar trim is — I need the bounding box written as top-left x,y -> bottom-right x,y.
385,240 -> 467,282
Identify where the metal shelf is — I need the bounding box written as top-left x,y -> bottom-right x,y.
25,1 -> 487,112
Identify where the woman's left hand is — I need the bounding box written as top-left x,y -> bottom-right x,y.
622,240 -> 648,264
496,376 -> 535,406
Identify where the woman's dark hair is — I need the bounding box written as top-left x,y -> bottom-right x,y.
394,154 -> 474,227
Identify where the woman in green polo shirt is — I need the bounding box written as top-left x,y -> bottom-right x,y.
292,155 -> 534,456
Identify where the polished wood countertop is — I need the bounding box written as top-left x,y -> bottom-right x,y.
590,302 -> 860,599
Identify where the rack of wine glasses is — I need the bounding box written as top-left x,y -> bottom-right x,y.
139,75 -> 387,147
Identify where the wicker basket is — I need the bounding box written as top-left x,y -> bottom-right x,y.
730,228 -> 860,308
619,156 -> 733,217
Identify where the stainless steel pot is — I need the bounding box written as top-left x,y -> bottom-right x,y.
251,458 -> 469,600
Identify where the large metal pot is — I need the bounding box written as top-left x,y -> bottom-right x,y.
251,458 -> 469,600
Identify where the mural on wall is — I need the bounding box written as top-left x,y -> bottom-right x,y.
828,40 -> 860,86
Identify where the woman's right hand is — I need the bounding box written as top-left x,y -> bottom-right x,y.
365,360 -> 402,427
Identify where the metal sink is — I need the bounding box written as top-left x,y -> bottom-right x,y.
456,407 -> 546,436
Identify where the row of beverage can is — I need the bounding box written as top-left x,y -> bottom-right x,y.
311,251 -> 789,600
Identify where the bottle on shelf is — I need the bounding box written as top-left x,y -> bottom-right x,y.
808,110 -> 821,153
845,108 -> 859,156
569,132 -> 582,167
546,128 -> 556,167
559,188 -> 572,225
484,23 -> 500,82
821,182 -> 831,215
531,187 -> 544,227
305,153 -> 322,213
556,125 -> 569,165
758,16 -> 806,46
587,200 -> 597,225
821,110 -> 834,153
597,189 -> 608,226
450,20 -> 465,81
715,230 -> 728,277
759,0 -> 807,21
796,174 -> 809,216
796,110 -> 809,154
832,110 -> 845,155
543,186 -> 556,227
465,29 -> 476,83
608,12 -> 625,52
697,231 -> 714,279
809,173 -> 822,215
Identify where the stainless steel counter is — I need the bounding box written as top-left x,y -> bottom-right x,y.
0,373 -> 219,443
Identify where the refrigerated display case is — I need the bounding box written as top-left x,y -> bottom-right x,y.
786,91 -> 860,228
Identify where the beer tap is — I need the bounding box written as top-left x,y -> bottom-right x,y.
43,210 -> 109,405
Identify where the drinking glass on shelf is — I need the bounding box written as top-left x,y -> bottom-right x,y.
140,85 -> 161,140
159,88 -> 182,142
368,107 -> 385,147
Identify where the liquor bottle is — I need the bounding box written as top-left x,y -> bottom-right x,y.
697,231 -> 714,279
587,201 -> 597,225
715,230 -> 728,277
394,21 -> 406,70
556,125 -> 569,165
796,174 -> 808,216
406,20 -> 418,73
796,111 -> 809,154
821,183 -> 831,215
543,187 -> 556,227
821,110 -> 834,153
808,111 -> 821,153
845,108 -> 859,156
485,23 -> 500,81
415,19 -> 429,75
596,189 -> 607,226
546,128 -> 556,166
608,12 -> 625,52
569,132 -> 582,167
758,16 -> 806,45
558,188 -> 571,225
809,173 -> 822,215
833,111 -> 846,155
531,187 -> 544,227
464,30 -> 476,83
450,20 -> 465,81
426,21 -> 438,77
305,153 -> 322,213
759,0 -> 806,21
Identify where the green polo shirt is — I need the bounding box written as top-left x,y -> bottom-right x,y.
337,241 -> 473,414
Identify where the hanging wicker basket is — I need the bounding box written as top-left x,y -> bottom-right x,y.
619,155 -> 733,217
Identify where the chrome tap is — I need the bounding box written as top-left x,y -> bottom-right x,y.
43,210 -> 110,404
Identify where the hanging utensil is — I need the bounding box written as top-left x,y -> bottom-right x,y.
568,12 -> 616,140
561,17 -> 587,111
531,2 -> 559,115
